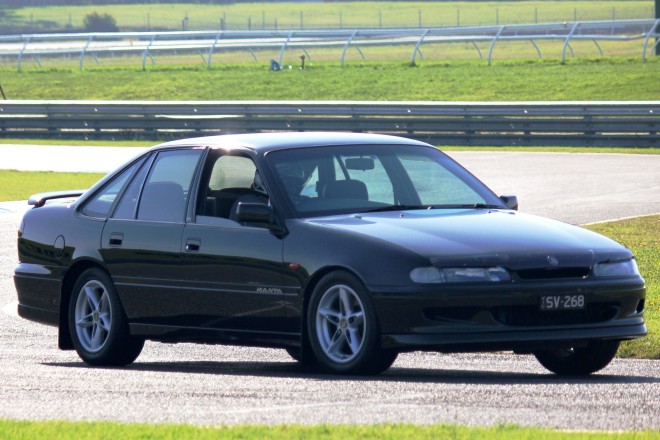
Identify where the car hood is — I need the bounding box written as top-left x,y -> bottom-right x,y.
305,209 -> 631,269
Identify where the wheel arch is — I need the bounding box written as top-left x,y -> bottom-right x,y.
58,259 -> 109,350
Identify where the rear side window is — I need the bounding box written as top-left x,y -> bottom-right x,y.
136,149 -> 203,223
81,158 -> 145,218
113,156 -> 152,220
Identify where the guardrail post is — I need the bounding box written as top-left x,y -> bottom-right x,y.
141,35 -> 157,71
561,22 -> 580,64
657,0 -> 660,54
278,32 -> 294,66
341,31 -> 366,67
642,19 -> 660,61
207,31 -> 223,69
411,29 -> 430,66
17,36 -> 31,73
487,26 -> 505,65
79,35 -> 94,71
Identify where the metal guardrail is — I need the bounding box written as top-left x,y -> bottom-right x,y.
1,20 -> 658,71
0,100 -> 657,147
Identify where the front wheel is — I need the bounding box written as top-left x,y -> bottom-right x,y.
68,268 -> 144,366
534,340 -> 620,376
307,271 -> 395,375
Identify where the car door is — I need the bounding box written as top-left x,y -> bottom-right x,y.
100,148 -> 204,326
179,150 -> 290,337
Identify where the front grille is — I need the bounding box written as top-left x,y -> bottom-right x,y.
424,307 -> 483,323
493,303 -> 618,327
516,267 -> 590,280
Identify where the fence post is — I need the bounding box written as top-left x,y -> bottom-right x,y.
657,0 -> 660,55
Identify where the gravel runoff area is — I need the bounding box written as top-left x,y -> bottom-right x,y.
0,145 -> 658,429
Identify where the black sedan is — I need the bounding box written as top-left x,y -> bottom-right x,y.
14,132 -> 646,376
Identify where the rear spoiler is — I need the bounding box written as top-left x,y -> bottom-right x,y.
28,190 -> 87,208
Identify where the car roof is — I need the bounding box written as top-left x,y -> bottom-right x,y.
152,132 -> 432,153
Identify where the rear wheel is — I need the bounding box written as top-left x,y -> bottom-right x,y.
307,271 -> 396,375
68,268 -> 143,366
534,340 -> 620,376
284,347 -> 318,367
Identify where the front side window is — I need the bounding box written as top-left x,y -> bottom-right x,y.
136,149 -> 203,223
196,151 -> 269,225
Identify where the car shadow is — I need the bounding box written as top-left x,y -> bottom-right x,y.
43,360 -> 660,385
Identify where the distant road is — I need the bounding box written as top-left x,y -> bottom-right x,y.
1,145 -> 658,224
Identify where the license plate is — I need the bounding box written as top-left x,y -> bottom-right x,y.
540,294 -> 585,311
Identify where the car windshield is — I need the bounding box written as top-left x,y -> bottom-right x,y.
266,144 -> 504,218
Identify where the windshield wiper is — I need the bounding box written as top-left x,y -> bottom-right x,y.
455,203 -> 504,209
363,203 -> 504,213
363,205 -> 432,213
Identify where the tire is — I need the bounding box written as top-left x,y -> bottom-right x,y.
307,271 -> 395,375
285,347 -> 303,362
68,268 -> 144,366
284,347 -> 318,367
534,340 -> 620,376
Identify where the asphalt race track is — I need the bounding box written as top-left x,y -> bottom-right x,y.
0,149 -> 658,429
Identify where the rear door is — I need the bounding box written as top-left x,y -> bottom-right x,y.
100,148 -> 204,326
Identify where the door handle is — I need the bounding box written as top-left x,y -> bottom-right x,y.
185,238 -> 201,252
109,233 -> 123,246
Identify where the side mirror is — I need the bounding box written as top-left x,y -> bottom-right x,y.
500,195 -> 518,211
236,202 -> 277,226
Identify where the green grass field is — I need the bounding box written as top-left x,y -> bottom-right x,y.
1,419 -> 659,440
7,1 -> 655,32
0,170 -> 104,202
2,58 -> 659,101
586,215 -> 659,359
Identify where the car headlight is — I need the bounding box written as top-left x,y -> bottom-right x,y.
410,266 -> 510,284
593,259 -> 639,277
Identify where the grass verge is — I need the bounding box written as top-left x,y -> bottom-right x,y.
0,420 -> 659,439
1,58 -> 658,101
585,215 -> 660,359
0,170 -> 105,202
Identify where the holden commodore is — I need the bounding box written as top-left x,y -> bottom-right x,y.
14,132 -> 646,375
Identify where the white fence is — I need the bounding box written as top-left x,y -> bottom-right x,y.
0,19 -> 658,71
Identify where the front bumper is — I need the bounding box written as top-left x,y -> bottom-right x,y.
371,276 -> 646,352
